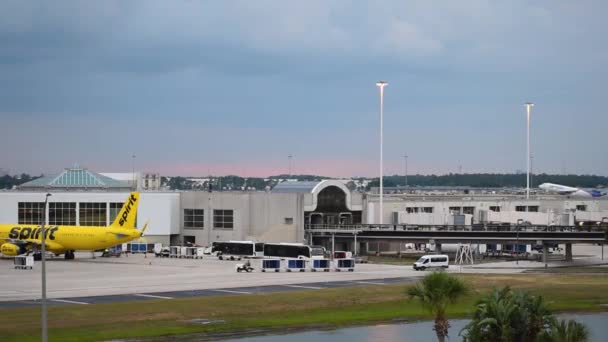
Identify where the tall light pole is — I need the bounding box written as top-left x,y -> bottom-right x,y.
288,154 -> 293,178
376,81 -> 388,225
131,154 -> 136,190
403,154 -> 408,188
525,102 -> 534,199
41,192 -> 52,342
530,153 -> 534,189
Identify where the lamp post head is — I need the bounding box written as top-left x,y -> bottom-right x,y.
525,102 -> 534,107
45,193 -> 52,199
376,81 -> 388,88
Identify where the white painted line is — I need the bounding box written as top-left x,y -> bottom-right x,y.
211,289 -> 251,295
51,299 -> 89,305
355,281 -> 385,286
134,293 -> 173,300
283,284 -> 324,290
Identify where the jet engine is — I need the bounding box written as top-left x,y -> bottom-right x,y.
0,243 -> 26,256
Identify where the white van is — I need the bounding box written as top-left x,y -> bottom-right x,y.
413,254 -> 449,271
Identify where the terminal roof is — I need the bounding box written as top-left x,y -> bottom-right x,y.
20,168 -> 129,189
272,181 -> 323,193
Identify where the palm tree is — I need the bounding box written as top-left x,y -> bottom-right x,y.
538,318 -> 590,342
407,271 -> 469,342
460,286 -> 518,341
460,286 -> 587,342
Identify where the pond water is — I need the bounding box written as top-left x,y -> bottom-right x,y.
225,313 -> 608,342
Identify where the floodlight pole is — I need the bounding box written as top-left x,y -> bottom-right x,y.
525,103 -> 534,199
403,154 -> 408,187
376,81 -> 388,225
41,193 -> 52,342
131,154 -> 136,190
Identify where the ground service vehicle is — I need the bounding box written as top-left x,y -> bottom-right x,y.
263,243 -> 312,259
212,241 -> 264,260
413,254 -> 449,271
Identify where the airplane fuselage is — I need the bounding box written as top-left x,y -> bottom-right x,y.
0,224 -> 141,254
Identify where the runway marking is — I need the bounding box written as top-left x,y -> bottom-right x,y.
211,289 -> 251,295
51,299 -> 89,305
283,284 -> 324,290
134,293 -> 173,300
355,281 -> 385,286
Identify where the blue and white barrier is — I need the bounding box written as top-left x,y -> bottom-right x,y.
334,258 -> 355,272
310,258 -> 330,272
260,258 -> 282,272
286,259 -> 306,272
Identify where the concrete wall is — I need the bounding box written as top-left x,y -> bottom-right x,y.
180,191 -> 304,246
364,194 -> 608,225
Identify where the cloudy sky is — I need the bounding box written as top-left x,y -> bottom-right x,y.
1,1 -> 606,177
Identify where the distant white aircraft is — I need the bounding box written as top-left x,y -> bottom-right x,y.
538,183 -> 607,198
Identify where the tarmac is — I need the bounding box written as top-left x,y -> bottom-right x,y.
0,243 -> 604,308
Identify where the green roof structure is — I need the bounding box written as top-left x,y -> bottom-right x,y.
19,168 -> 131,191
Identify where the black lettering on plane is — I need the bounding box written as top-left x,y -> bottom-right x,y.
20,227 -> 32,239
119,194 -> 137,226
8,226 -> 60,241
9,227 -> 19,239
49,227 -> 58,240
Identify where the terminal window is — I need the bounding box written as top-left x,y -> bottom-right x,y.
449,207 -> 461,214
49,202 -> 76,226
213,209 -> 234,229
489,206 -> 501,212
463,207 -> 475,215
80,202 -> 107,226
576,205 -> 587,211
184,209 -> 204,229
18,202 -> 45,225
109,202 -> 122,222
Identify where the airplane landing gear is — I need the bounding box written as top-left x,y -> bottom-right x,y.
64,251 -> 75,260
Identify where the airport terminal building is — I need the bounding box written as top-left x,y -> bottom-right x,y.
1,167 -> 607,251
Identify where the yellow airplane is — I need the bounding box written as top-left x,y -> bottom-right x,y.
0,192 -> 148,260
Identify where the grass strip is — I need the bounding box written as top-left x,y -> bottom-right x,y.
1,274 -> 607,342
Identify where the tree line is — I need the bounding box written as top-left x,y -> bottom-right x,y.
162,174 -> 328,191
0,174 -> 40,189
367,173 -> 608,189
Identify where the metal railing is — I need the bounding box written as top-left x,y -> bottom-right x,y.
306,223 -> 608,233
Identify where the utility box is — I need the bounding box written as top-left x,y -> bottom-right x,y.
169,246 -> 181,258
14,256 -> 34,270
183,247 -> 197,259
